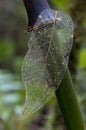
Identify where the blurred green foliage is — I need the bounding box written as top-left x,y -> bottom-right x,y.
0,38 -> 15,61
0,0 -> 86,130
79,49 -> 86,69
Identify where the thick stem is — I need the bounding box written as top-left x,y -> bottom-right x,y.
55,70 -> 85,130
23,0 -> 50,27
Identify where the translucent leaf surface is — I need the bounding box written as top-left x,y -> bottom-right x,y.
20,9 -> 74,119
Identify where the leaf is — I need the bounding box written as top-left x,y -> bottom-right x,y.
20,9 -> 74,119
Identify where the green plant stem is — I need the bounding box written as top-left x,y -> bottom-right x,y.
55,69 -> 85,130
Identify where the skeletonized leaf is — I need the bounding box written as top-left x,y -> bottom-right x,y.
20,9 -> 74,119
